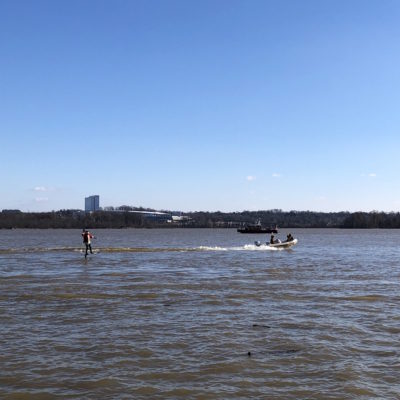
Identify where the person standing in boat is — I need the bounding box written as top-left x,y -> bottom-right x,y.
82,229 -> 94,257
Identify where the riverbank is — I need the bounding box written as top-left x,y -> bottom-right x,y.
2,209 -> 400,229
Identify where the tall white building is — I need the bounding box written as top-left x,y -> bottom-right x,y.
85,195 -> 100,212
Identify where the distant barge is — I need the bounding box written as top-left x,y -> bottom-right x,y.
237,220 -> 278,234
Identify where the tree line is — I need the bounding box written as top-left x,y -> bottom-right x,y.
0,210 -> 145,229
2,209 -> 400,229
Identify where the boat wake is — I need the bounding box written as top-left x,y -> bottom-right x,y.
0,244 -> 281,254
198,245 -> 278,251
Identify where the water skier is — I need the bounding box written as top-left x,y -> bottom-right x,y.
82,229 -> 94,257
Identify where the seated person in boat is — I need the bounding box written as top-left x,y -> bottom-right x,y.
270,234 -> 275,244
286,233 -> 294,242
270,234 -> 281,244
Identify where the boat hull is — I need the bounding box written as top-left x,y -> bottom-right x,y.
267,238 -> 298,248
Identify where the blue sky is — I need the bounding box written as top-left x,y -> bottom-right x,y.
1,0 -> 400,212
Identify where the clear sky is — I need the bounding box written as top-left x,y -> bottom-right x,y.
1,0 -> 400,213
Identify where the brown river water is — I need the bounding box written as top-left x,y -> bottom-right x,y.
1,228 -> 400,399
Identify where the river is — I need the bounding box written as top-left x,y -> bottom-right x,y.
1,228 -> 399,399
